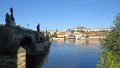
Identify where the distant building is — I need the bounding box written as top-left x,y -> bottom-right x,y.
0,24 -> 4,27
57,32 -> 66,38
69,26 -> 111,32
86,28 -> 111,32
49,26 -> 111,39
75,34 -> 82,39
49,30 -> 56,35
67,34 -> 75,39
82,32 -> 106,38
70,26 -> 86,32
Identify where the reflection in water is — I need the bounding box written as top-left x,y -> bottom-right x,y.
53,39 -> 100,46
41,39 -> 100,68
0,47 -> 49,68
75,39 -> 100,46
0,39 -> 100,68
26,50 -> 49,68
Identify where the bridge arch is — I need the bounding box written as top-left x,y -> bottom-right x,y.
20,36 -> 33,47
19,36 -> 34,53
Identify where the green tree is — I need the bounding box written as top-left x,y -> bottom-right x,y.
53,32 -> 57,38
86,34 -> 89,38
97,13 -> 120,68
71,30 -> 75,33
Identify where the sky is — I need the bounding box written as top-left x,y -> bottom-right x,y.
0,0 -> 120,30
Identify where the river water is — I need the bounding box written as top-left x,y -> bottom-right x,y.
0,39 -> 100,68
39,39 -> 100,68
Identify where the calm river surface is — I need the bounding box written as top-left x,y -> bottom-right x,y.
40,39 -> 100,68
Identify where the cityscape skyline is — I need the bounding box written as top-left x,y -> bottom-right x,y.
0,0 -> 120,30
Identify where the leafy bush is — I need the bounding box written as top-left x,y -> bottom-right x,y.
97,13 -> 120,68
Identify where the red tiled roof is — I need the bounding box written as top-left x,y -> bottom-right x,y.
58,32 -> 65,35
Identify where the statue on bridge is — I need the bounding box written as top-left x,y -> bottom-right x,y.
10,7 -> 15,21
5,7 -> 16,27
37,24 -> 40,32
5,13 -> 10,25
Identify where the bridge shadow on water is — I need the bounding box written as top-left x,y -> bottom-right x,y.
26,50 -> 49,68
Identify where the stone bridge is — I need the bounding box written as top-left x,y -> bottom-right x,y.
0,8 -> 50,55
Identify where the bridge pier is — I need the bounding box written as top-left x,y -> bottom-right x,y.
17,47 -> 26,68
0,47 -> 26,68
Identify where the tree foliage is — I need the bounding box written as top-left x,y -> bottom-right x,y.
97,13 -> 120,68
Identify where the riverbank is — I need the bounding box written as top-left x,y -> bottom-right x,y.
52,37 -> 103,40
